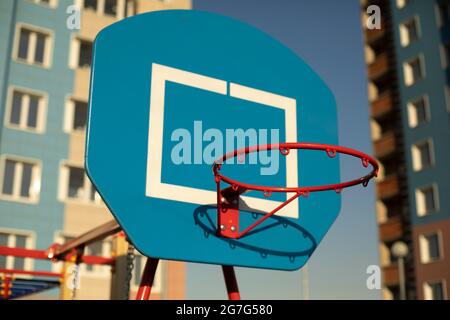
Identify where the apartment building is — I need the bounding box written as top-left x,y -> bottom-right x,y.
0,0 -> 191,299
362,0 -> 450,300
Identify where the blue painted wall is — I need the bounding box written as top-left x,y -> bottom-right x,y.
0,0 -> 74,271
391,0 -> 450,226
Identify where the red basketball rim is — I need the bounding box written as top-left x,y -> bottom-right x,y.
213,142 -> 379,195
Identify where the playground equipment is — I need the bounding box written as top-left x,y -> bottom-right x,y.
0,220 -> 247,300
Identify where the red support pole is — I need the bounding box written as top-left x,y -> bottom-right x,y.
0,245 -> 115,266
0,269 -> 62,278
222,265 -> 240,300
135,257 -> 159,300
0,246 -> 48,260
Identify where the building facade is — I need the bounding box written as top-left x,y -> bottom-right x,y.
362,0 -> 450,300
0,0 -> 190,299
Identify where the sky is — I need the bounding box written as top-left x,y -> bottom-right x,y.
188,0 -> 380,299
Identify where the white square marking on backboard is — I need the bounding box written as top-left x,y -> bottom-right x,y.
146,63 -> 298,218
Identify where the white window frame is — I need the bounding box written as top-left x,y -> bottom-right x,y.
0,228 -> 35,273
13,23 -> 53,68
419,231 -> 444,263
64,97 -> 88,134
411,138 -> 435,172
435,3 -> 450,28
0,155 -> 41,204
396,0 -> 408,9
440,42 -> 450,69
4,86 -> 47,134
75,0 -> 126,19
52,232 -> 111,277
423,280 -> 447,300
407,95 -> 430,128
28,0 -> 58,8
130,252 -> 162,294
416,183 -> 440,217
58,161 -> 102,205
125,0 -> 135,17
403,55 -> 426,87
399,16 -> 421,47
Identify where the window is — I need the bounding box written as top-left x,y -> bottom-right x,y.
53,234 -> 111,276
83,0 -> 97,10
6,88 -> 46,132
104,0 -> 118,16
400,17 -> 420,47
84,239 -> 111,275
441,42 -> 450,68
411,140 -> 434,171
424,281 -> 446,300
437,3 -> 450,27
403,57 -> 425,86
407,96 -> 430,128
30,0 -> 57,7
15,25 -> 52,67
85,241 -> 103,272
59,163 -> 101,204
0,231 -> 34,270
416,185 -> 439,216
446,86 -> 450,112
65,98 -> 88,133
79,39 -> 93,68
0,157 -> 41,203
396,0 -> 408,9
82,0 -> 125,18
131,253 -> 162,293
70,38 -> 93,68
419,232 -> 442,263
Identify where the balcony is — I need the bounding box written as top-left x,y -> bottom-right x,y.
379,215 -> 403,242
371,92 -> 394,119
377,174 -> 400,200
365,24 -> 385,44
368,53 -> 390,80
383,264 -> 399,286
374,131 -> 396,159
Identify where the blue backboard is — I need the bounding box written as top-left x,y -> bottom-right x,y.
86,10 -> 341,270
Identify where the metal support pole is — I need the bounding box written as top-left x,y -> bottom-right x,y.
136,257 -> 159,300
398,257 -> 406,300
222,265 -> 240,300
1,274 -> 12,299
53,220 -> 120,259
60,247 -> 83,300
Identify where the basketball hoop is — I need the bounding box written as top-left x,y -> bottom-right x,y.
213,142 -> 379,239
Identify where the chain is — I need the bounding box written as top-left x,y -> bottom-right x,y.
71,263 -> 79,300
124,242 -> 135,300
